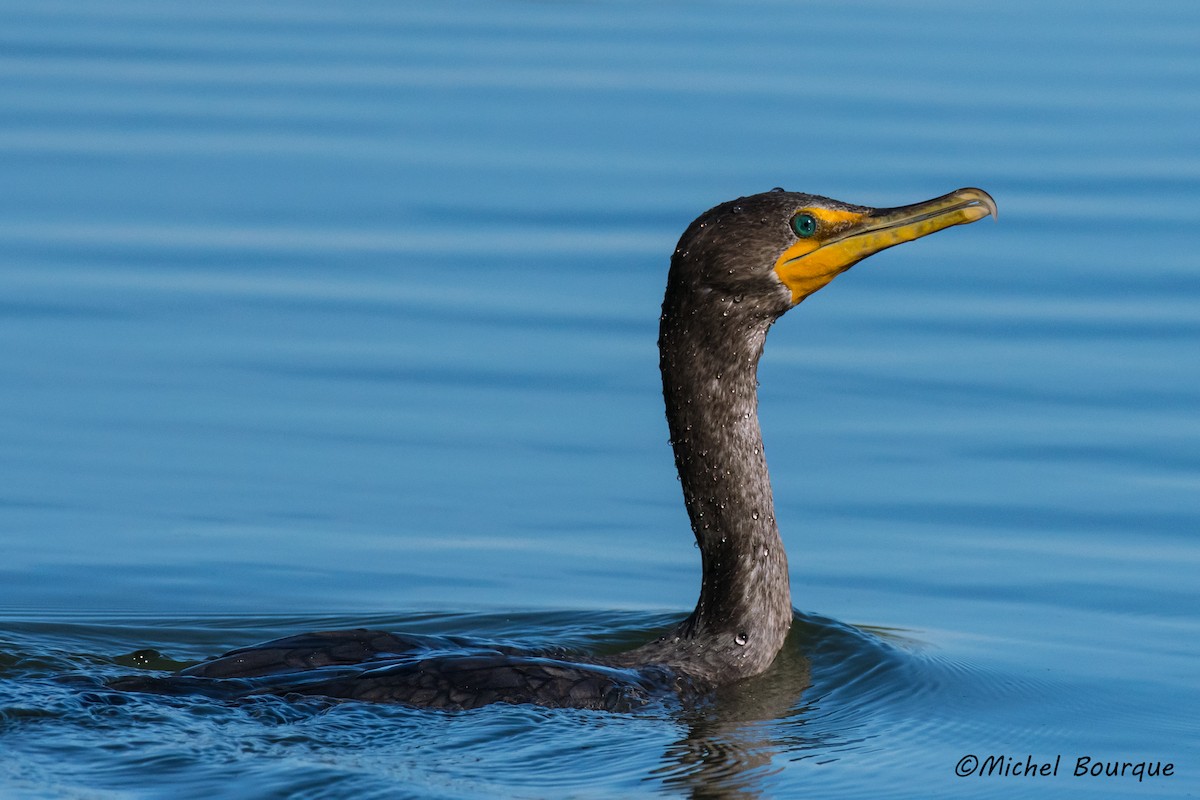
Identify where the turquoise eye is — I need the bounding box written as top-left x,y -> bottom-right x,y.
791,212 -> 818,238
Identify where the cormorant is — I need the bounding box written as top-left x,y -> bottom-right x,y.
111,187 -> 996,710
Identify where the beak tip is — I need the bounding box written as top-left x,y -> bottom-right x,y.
963,187 -> 999,222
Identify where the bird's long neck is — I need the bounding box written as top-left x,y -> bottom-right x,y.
657,286 -> 792,678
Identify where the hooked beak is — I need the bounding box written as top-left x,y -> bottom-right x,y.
773,187 -> 997,304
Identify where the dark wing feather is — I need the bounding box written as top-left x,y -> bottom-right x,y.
178,629 -> 428,678
110,629 -> 684,711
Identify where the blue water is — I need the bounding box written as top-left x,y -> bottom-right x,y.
2,0 -> 1198,796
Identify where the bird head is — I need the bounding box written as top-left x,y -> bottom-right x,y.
668,187 -> 997,315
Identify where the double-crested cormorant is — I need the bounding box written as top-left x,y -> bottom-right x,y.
112,187 -> 995,710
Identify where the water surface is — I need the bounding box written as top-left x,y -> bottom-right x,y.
1,0 -> 1197,797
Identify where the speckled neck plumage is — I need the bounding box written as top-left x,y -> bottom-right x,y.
646,237 -> 795,682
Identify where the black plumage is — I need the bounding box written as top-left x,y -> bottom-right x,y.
111,187 -> 995,709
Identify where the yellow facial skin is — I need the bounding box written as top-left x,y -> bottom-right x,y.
773,187 -> 997,305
